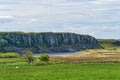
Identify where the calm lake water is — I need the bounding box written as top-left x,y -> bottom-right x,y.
34,52 -> 80,56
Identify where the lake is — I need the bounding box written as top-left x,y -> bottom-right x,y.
34,52 -> 80,56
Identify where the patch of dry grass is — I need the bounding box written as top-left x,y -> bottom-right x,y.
50,48 -> 120,63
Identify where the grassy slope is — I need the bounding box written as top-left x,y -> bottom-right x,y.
97,39 -> 120,48
0,63 -> 120,80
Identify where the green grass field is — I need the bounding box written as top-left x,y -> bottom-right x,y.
0,63 -> 120,80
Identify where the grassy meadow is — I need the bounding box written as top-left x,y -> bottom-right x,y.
1,45 -> 120,80
1,63 -> 120,80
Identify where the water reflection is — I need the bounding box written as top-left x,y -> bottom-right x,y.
34,52 -> 79,56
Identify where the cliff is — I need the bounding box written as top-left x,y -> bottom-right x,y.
0,32 -> 102,53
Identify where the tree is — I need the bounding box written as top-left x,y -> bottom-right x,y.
23,50 -> 34,64
16,41 -> 21,46
39,53 -> 49,62
0,39 -> 8,47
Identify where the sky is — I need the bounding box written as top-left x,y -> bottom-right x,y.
0,0 -> 120,39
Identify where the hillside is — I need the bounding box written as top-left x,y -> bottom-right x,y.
97,39 -> 120,48
0,32 -> 101,53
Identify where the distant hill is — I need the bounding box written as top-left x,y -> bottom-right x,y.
97,39 -> 120,48
0,32 -> 102,53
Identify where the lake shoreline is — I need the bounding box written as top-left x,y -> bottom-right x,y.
34,51 -> 81,57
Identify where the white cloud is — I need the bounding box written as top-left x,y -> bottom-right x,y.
26,19 -> 40,23
0,0 -> 120,39
0,15 -> 13,19
0,15 -> 14,23
63,24 -> 120,38
64,25 -> 120,31
89,0 -> 120,5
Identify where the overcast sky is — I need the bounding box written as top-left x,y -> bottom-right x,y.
0,0 -> 120,39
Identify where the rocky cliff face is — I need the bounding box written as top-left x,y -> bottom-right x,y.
0,32 -> 102,53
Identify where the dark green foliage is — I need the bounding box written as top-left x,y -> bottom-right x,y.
16,41 -> 21,46
0,39 -> 8,47
39,53 -> 49,62
0,52 -> 20,58
113,41 -> 120,46
0,32 -> 101,52
23,50 -> 34,64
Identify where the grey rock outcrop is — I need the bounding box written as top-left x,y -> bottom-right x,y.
0,32 -> 102,53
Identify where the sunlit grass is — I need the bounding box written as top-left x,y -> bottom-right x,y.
1,63 -> 120,80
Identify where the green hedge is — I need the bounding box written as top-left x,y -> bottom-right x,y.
0,52 -> 20,58
39,53 -> 50,62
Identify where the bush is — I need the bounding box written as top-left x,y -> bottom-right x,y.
23,50 -> 34,64
39,53 -> 50,62
32,59 -> 54,66
33,61 -> 48,66
0,52 -> 20,58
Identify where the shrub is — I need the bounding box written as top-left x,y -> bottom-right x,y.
0,52 -> 20,58
32,59 -> 54,66
39,53 -> 50,62
33,61 -> 48,66
23,50 -> 34,64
